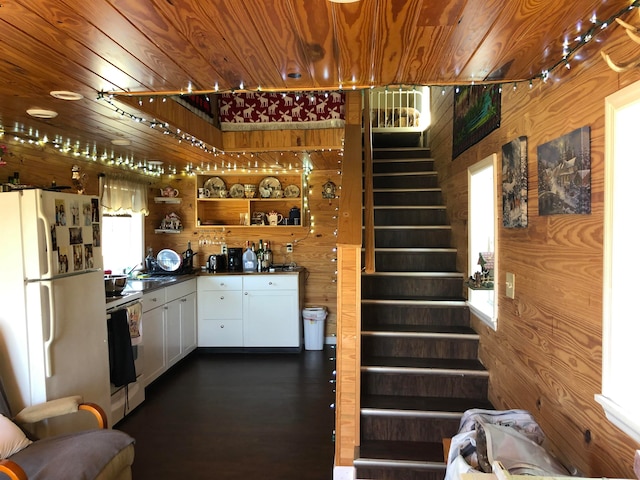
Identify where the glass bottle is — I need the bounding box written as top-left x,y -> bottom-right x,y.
263,241 -> 273,270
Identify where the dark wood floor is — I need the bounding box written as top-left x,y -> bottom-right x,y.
116,349 -> 336,479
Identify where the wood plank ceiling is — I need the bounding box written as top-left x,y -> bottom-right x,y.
0,0 -> 632,174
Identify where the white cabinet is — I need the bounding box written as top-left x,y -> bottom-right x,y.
197,273 -> 303,348
142,289 -> 167,387
141,278 -> 197,386
197,276 -> 243,347
243,275 -> 301,347
181,292 -> 197,354
165,299 -> 182,367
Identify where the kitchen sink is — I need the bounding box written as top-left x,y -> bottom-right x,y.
124,279 -> 169,292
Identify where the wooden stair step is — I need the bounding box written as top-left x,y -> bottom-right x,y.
361,356 -> 487,372
362,324 -> 476,335
361,394 -> 492,413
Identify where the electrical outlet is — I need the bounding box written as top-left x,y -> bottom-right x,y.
286,243 -> 293,253
506,272 -> 515,299
221,243 -> 227,255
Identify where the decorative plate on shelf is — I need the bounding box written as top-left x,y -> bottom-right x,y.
284,185 -> 300,198
203,176 -> 226,193
229,183 -> 245,198
259,176 -> 281,198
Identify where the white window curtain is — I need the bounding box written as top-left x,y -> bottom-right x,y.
100,174 -> 149,216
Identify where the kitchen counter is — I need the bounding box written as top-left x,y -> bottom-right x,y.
124,267 -> 304,293
198,266 -> 305,276
123,273 -> 198,293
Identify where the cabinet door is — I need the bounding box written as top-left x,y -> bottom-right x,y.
180,292 -> 197,355
165,299 -> 182,368
143,306 -> 166,387
243,289 -> 300,347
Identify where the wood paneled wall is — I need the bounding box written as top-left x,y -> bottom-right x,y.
1,134 -> 342,337
429,24 -> 640,478
145,163 -> 342,337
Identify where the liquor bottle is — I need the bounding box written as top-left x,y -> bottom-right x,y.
145,247 -> 155,272
256,239 -> 264,272
263,241 -> 273,270
243,241 -> 257,272
184,241 -> 194,270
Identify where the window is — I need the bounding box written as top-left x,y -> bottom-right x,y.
596,79 -> 640,442
102,213 -> 145,275
467,154 -> 498,329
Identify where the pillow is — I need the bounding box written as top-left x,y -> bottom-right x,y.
0,414 -> 32,459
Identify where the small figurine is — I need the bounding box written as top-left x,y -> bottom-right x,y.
71,165 -> 87,194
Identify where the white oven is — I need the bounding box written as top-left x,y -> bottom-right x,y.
106,291 -> 145,425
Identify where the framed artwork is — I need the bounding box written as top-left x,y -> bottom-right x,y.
453,84 -> 501,158
537,126 -> 591,215
502,136 -> 528,228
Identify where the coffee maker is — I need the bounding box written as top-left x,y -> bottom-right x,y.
227,248 -> 243,272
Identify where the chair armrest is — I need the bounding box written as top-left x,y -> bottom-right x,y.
0,459 -> 28,480
14,396 -> 108,428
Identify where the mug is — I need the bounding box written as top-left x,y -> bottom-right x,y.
161,186 -> 179,197
267,211 -> 283,226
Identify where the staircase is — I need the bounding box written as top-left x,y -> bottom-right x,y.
355,142 -> 492,480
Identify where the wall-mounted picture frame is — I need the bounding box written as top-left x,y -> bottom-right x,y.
502,136 -> 528,228
537,126 -> 591,215
452,84 -> 501,158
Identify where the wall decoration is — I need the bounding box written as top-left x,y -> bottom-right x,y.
537,126 -> 591,215
452,84 -> 501,158
218,91 -> 344,131
502,136 -> 528,228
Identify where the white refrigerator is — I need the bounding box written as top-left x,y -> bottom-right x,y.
0,189 -> 111,435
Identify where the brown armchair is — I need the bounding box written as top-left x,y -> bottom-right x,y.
0,379 -> 134,480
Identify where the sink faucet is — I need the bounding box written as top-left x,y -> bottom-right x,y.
124,263 -> 143,278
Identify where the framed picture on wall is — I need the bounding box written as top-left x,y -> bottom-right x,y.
537,126 -> 591,215
502,136 -> 528,228
452,84 -> 501,158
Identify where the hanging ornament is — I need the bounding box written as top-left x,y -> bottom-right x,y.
322,180 -> 336,199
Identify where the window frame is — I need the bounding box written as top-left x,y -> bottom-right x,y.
596,79 -> 640,443
467,154 -> 498,330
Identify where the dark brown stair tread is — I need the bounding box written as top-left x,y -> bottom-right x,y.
362,294 -> 467,302
362,324 -> 476,335
361,394 -> 493,412
357,440 -> 445,463
361,355 -> 486,370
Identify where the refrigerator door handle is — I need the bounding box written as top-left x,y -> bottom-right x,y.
42,282 -> 56,378
35,193 -> 53,277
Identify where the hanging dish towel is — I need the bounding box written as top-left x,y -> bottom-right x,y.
127,302 -> 143,346
107,310 -> 136,387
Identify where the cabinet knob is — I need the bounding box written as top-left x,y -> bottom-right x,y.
220,296 -> 224,300
268,281 -> 273,285
220,324 -> 225,329
244,292 -> 248,295
220,282 -> 225,286
181,298 -> 187,302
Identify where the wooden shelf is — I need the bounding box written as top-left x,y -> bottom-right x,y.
196,173 -> 304,227
466,281 -> 494,291
154,197 -> 182,204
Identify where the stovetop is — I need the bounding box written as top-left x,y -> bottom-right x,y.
106,290 -> 143,311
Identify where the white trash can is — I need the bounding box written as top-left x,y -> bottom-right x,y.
302,307 -> 327,350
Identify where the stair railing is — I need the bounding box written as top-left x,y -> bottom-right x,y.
363,91 -> 376,273
334,91 -> 364,470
